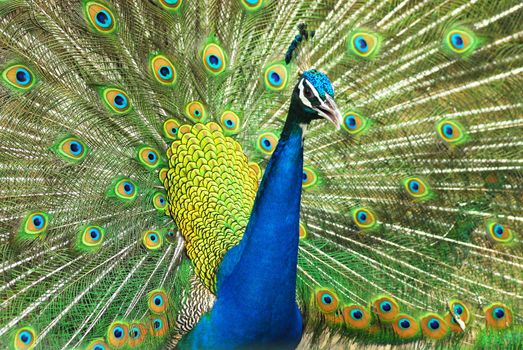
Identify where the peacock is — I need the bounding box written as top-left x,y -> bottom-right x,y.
0,0 -> 522,349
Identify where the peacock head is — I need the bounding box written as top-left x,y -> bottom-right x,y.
291,69 -> 342,129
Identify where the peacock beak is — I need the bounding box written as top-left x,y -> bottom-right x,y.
313,94 -> 342,130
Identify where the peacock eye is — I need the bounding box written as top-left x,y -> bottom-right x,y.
15,327 -> 37,349
102,88 -> 132,114
380,301 -> 392,312
202,43 -> 226,75
315,289 -> 339,313
2,64 -> 37,91
486,219 -> 514,244
304,86 -> 312,97
84,2 -> 116,34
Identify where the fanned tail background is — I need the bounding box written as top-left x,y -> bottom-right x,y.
0,0 -> 521,349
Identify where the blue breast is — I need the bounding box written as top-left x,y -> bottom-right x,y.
179,124 -> 305,349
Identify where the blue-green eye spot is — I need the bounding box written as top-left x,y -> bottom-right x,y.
399,318 -> 411,329
442,124 -> 454,138
94,345 -> 105,350
346,115 -> 357,129
19,331 -> 32,344
225,119 -> 234,127
153,318 -> 162,330
409,180 -> 420,193
123,182 -> 134,195
149,233 -> 158,242
32,215 -> 44,229
454,304 -> 464,315
261,138 -> 271,150
380,301 -> 392,312
147,151 -> 157,162
428,319 -> 440,330
114,93 -> 128,108
158,66 -> 172,79
130,327 -> 140,338
206,54 -> 221,69
69,141 -> 83,156
154,295 -> 163,306
95,10 -> 112,28
89,228 -> 101,241
351,309 -> 363,320
268,71 -> 282,87
493,224 -> 504,237
450,33 -> 464,49
113,326 -> 124,339
493,307 -> 505,319
357,211 -> 367,223
321,293 -> 332,305
15,68 -> 30,85
355,36 -> 368,53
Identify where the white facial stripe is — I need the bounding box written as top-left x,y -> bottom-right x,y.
298,79 -> 312,108
304,79 -> 322,102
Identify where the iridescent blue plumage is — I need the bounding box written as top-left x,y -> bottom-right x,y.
179,71 -> 340,349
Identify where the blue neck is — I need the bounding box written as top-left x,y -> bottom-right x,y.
180,107 -> 306,349
217,109 -> 304,305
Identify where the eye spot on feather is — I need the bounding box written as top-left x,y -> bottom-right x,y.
202,43 -> 226,75
186,101 -> 206,122
241,0 -> 264,11
150,55 -> 176,86
342,112 -> 370,135
485,219 -> 514,245
21,212 -> 49,237
436,120 -> 467,145
302,166 -> 318,188
351,207 -> 377,230
153,192 -> 168,211
256,132 -> 278,155
343,305 -> 371,330
420,314 -> 448,339
14,327 -> 36,350
128,323 -> 146,347
264,63 -> 288,91
113,178 -> 138,201
150,315 -> 169,337
219,110 -> 241,135
143,230 -> 163,250
102,88 -> 132,114
372,296 -> 399,322
403,177 -> 432,200
392,314 -> 419,339
2,64 -> 36,91
484,303 -> 512,329
445,299 -> 470,333
148,289 -> 168,313
55,137 -> 88,163
138,146 -> 161,170
80,226 -> 105,250
315,289 -> 339,313
163,119 -> 181,140
348,31 -> 380,59
159,0 -> 182,11
86,339 -> 109,350
107,322 -> 128,348
165,229 -> 177,243
84,2 -> 116,33
445,28 -> 477,55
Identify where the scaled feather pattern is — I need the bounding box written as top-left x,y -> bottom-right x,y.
0,0 -> 522,349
